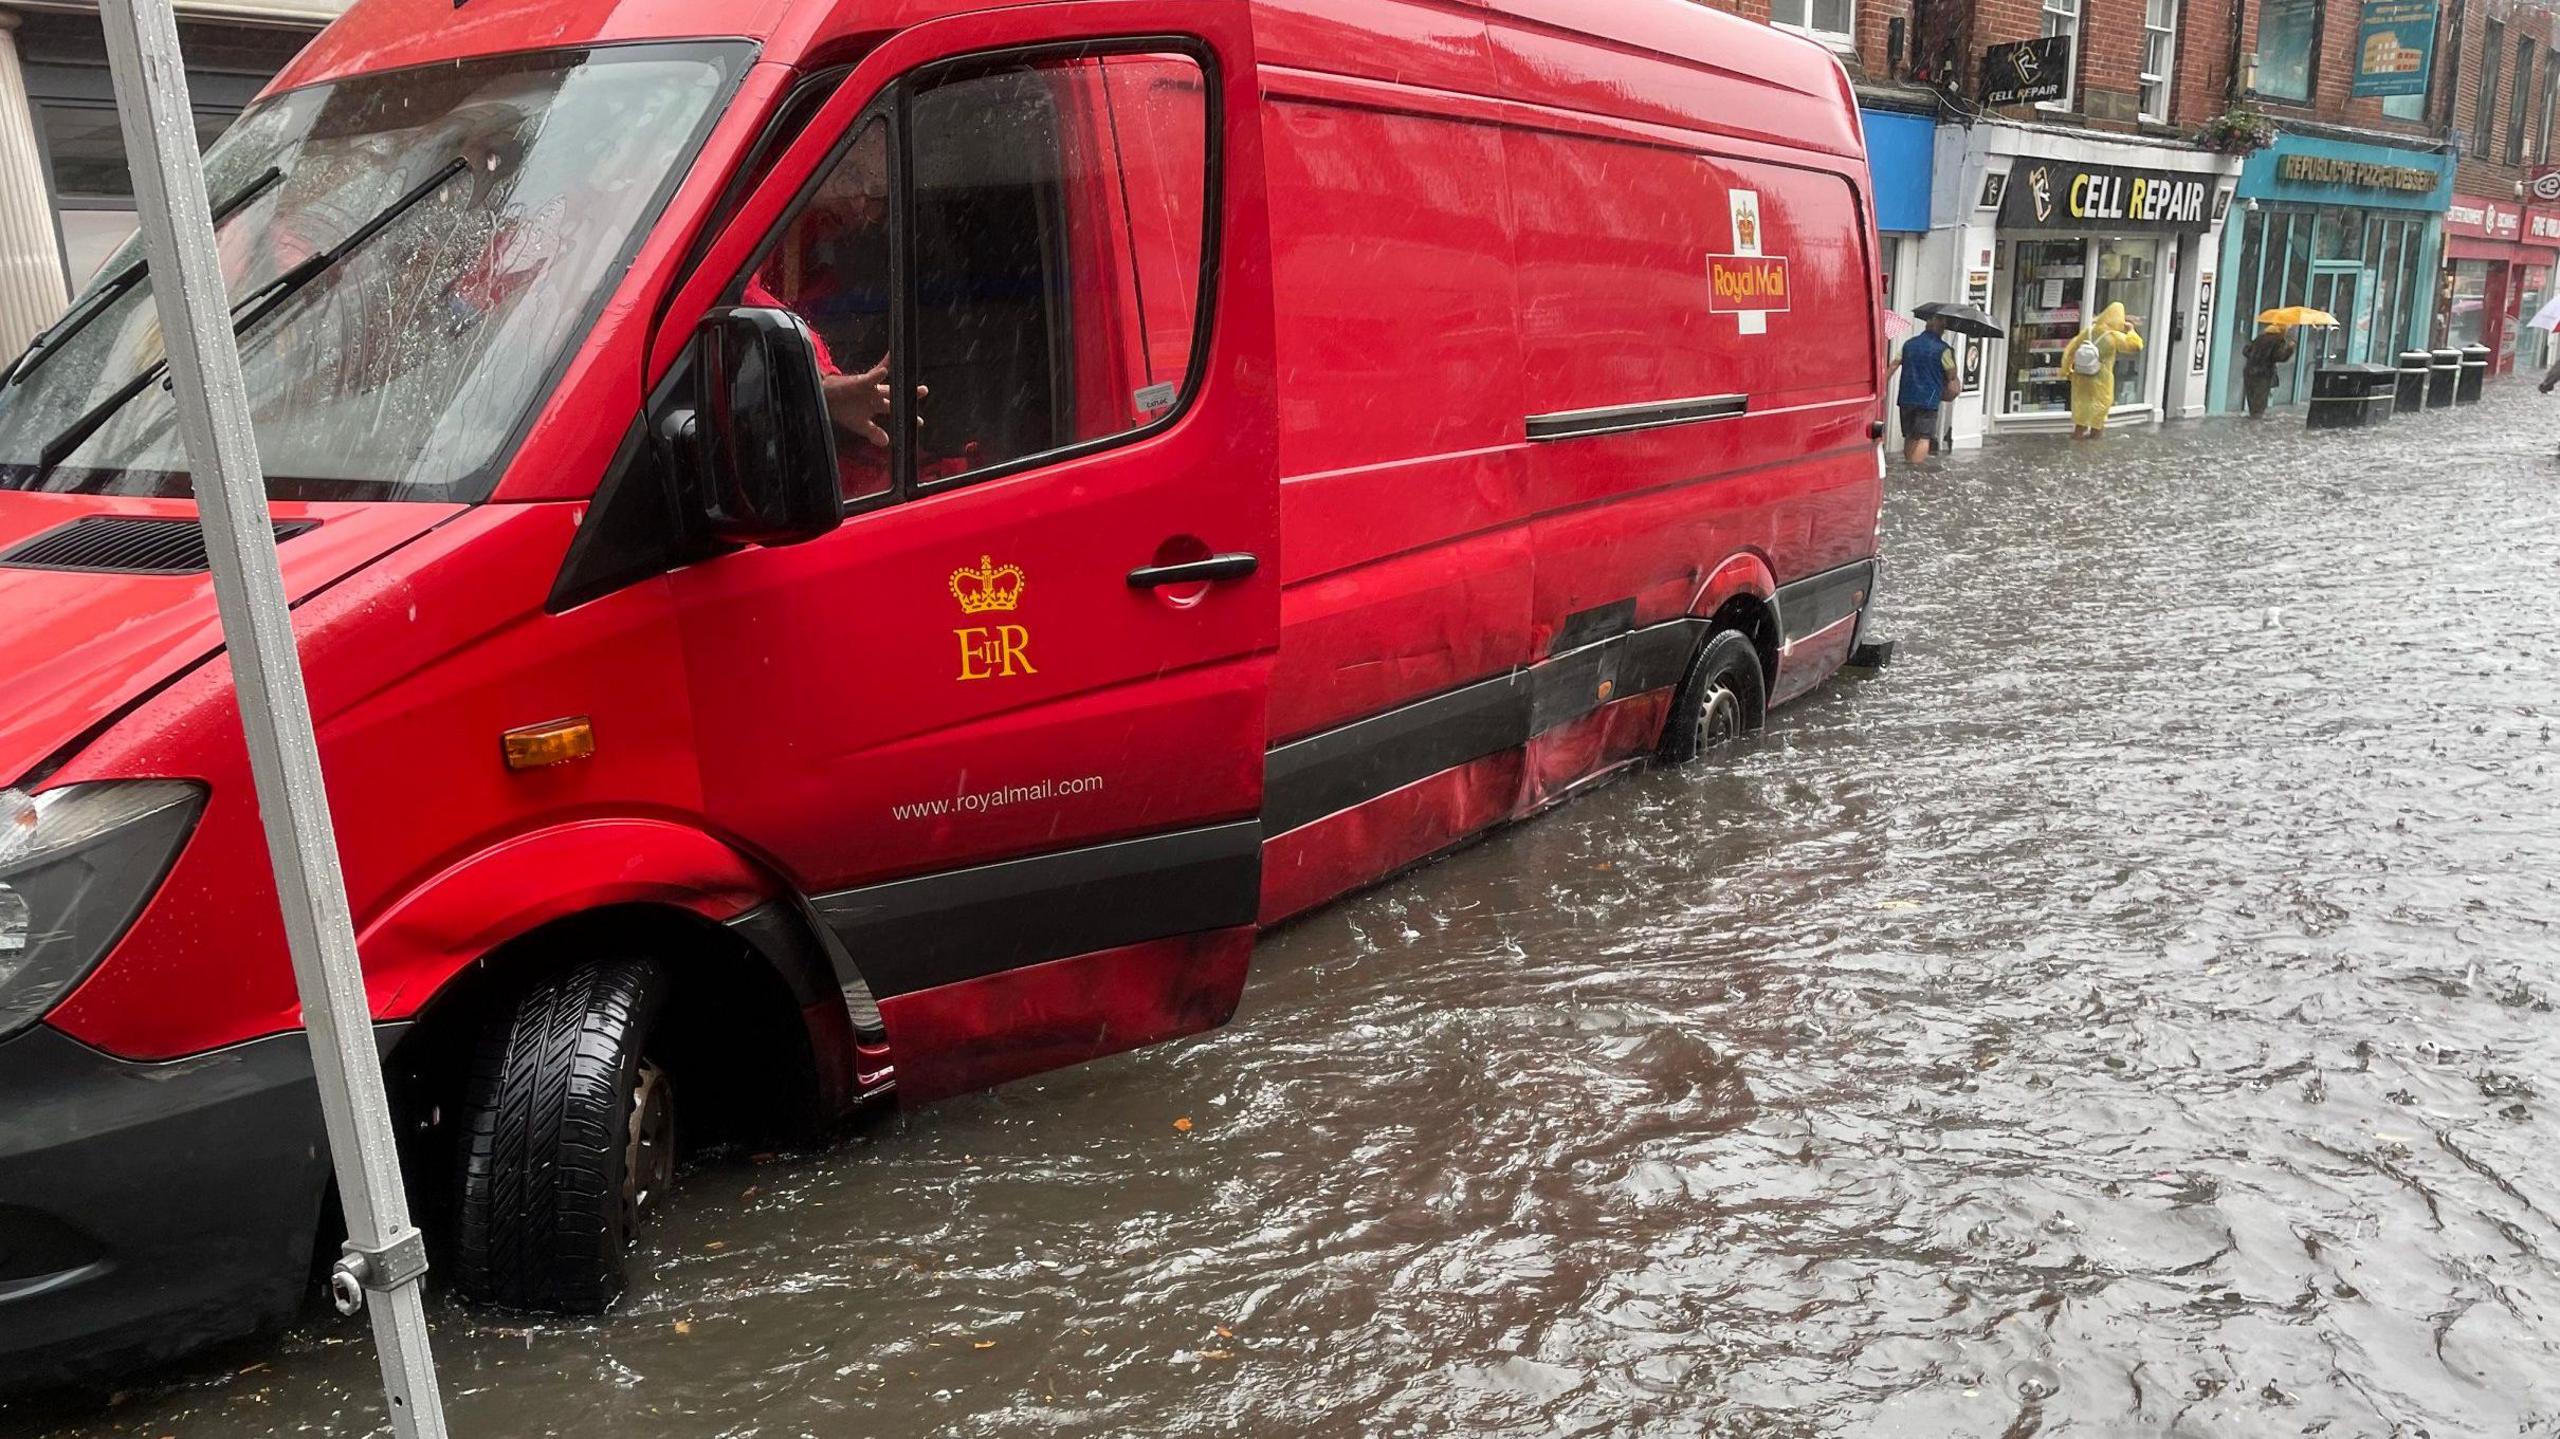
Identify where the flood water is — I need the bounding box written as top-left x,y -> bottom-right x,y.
15,389 -> 2560,1437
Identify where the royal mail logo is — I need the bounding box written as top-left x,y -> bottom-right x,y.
949,555 -> 1035,680
1707,255 -> 1791,313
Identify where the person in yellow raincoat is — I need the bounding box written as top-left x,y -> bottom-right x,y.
2066,301 -> 2144,439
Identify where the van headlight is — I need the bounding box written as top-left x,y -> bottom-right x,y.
0,782 -> 204,1041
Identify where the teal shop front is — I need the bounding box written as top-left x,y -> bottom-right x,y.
2212,133 -> 2452,414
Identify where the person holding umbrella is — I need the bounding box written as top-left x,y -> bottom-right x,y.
2245,306 -> 2334,417
1886,311 -> 1959,465
2066,302 -> 2143,440
1889,301 -> 2002,464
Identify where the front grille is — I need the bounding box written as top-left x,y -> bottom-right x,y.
0,515 -> 317,575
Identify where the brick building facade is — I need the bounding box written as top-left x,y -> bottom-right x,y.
1697,0 -> 2495,422
2429,0 -> 2560,373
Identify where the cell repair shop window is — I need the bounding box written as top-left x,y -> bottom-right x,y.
2140,0 -> 2177,121
1770,0 -> 1855,48
2038,0 -> 2082,111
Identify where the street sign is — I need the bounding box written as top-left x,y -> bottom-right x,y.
1980,35 -> 2070,107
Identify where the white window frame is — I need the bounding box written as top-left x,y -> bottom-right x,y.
1769,0 -> 1858,50
2038,0 -> 2083,112
2140,0 -> 2178,121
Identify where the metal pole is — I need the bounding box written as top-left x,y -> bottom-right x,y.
92,5 -> 449,1436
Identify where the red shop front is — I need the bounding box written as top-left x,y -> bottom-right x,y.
2440,193 -> 2560,376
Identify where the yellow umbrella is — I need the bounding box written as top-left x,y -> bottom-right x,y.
2257,305 -> 2341,328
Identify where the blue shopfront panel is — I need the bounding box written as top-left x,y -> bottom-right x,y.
1862,108 -> 1935,234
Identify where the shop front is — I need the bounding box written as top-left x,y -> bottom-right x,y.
1923,123 -> 2236,443
2210,134 -> 2451,414
2439,194 -> 2560,378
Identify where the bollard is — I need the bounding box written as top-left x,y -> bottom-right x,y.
2396,350 -> 2431,413
2428,347 -> 2461,407
2456,343 -> 2491,403
2306,362 -> 2397,430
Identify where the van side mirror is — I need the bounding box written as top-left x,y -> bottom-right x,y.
675,306 -> 841,547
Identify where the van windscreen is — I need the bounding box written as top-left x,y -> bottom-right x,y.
0,41 -> 747,504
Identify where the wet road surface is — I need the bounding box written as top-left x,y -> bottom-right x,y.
14,388 -> 2560,1437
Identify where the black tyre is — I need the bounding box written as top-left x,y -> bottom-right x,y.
450,956 -> 677,1312
1657,629 -> 1768,763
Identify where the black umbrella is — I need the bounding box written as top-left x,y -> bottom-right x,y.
1914,301 -> 2005,339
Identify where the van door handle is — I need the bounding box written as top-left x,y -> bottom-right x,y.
1127,552 -> 1259,588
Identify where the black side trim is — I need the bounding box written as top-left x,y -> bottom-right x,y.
810,819 -> 1261,998
1265,669 -> 1528,836
1263,613 -> 1709,836
1525,392 -> 1748,442
1774,558 -> 1875,647
1549,598 -> 1636,656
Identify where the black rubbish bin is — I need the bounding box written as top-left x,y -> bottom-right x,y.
2428,348 -> 2462,407
2457,343 -> 2492,402
2396,350 -> 2432,412
2307,363 -> 2398,430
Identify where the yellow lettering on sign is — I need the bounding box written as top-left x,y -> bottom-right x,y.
2069,172 -> 2088,218
956,625 -> 1037,681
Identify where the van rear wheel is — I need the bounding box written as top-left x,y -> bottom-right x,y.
1658,630 -> 1767,763
449,955 -> 675,1313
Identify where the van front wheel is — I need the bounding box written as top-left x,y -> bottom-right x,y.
449,955 -> 676,1313
1658,630 -> 1767,763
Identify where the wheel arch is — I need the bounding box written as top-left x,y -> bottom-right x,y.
368,821 -> 865,1157
1689,552 -> 1780,683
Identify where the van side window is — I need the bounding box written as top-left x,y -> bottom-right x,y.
905,51 -> 1209,484
751,117 -> 897,503
740,50 -> 1211,500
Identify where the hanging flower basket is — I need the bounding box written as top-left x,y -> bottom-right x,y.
2195,107 -> 2278,155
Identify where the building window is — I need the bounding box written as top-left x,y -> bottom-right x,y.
2140,0 -> 2177,120
2039,0 -> 2083,111
2510,39 -> 2536,164
2479,20 -> 2505,157
1770,0 -> 1856,47
2255,0 -> 2319,103
2541,61 -> 2559,162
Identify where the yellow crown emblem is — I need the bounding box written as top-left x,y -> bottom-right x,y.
948,555 -> 1026,614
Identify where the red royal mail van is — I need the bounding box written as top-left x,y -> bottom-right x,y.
0,0 -> 1883,1388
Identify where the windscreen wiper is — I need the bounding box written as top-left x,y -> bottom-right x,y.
5,165 -> 282,389
31,156 -> 466,480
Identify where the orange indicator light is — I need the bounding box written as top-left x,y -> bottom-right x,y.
502,717 -> 595,771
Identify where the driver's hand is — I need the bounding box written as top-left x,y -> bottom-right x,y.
824,360 -> 925,448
